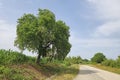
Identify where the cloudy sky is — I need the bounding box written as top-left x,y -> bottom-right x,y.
0,0 -> 120,59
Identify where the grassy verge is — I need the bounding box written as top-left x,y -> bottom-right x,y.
91,64 -> 120,74
0,63 -> 79,80
51,64 -> 79,80
0,49 -> 79,80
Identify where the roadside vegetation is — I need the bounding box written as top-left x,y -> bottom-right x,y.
2,7 -> 120,80
0,49 -> 80,80
0,9 -> 80,80
90,52 -> 120,74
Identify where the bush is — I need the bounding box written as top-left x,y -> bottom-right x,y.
116,56 -> 120,67
0,49 -> 34,65
0,66 -> 12,79
102,59 -> 117,67
40,57 -> 49,64
12,74 -> 29,80
63,60 -> 71,66
64,56 -> 82,65
0,65 -> 32,80
82,59 -> 90,64
91,53 -> 106,63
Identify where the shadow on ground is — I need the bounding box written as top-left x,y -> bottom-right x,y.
31,63 -> 79,77
79,70 -> 98,75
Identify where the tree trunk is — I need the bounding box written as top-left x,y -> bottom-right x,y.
36,53 -> 41,64
49,55 -> 54,62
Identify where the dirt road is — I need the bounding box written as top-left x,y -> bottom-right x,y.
74,65 -> 120,80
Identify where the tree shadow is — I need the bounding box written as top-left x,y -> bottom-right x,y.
79,70 -> 98,75
34,63 -> 79,77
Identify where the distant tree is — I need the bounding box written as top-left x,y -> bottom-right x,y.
14,9 -> 71,64
102,59 -> 117,67
83,59 -> 89,62
116,56 -> 120,67
91,53 -> 106,63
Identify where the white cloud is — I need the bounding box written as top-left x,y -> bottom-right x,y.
69,32 -> 120,59
94,20 -> 120,37
87,0 -> 120,37
0,20 -> 37,56
70,34 -> 120,48
87,0 -> 120,20
0,20 -> 16,49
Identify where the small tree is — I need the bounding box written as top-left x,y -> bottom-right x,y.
14,9 -> 71,64
91,53 -> 106,63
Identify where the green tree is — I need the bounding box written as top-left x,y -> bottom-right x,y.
14,9 -> 71,64
65,56 -> 82,64
54,21 -> 71,60
91,53 -> 106,63
116,56 -> 120,67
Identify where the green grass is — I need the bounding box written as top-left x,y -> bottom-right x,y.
0,49 -> 79,80
91,64 -> 120,74
0,49 -> 36,65
0,65 -> 33,80
0,62 -> 79,80
29,61 -> 79,80
51,64 -> 79,80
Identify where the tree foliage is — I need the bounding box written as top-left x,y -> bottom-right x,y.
54,21 -> 71,60
102,56 -> 120,68
0,49 -> 33,65
102,59 -> 117,67
91,53 -> 106,63
14,9 -> 71,64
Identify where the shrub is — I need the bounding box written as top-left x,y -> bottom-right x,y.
63,61 -> 71,66
11,74 -> 29,80
0,65 -> 32,80
0,49 -> 33,65
116,56 -> 120,67
102,59 -> 117,67
0,66 -> 12,79
91,53 -> 106,63
64,56 -> 82,65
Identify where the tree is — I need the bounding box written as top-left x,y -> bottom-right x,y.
102,59 -> 117,67
14,9 -> 71,64
54,20 -> 71,60
116,56 -> 120,67
91,53 -> 106,63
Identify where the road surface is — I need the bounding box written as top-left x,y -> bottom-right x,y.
74,65 -> 120,80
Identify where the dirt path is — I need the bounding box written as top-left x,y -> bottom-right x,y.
74,65 -> 120,80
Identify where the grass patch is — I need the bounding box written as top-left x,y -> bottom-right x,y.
0,65 -> 33,80
51,64 -> 79,80
30,62 -> 79,80
0,49 -> 79,80
91,64 -> 120,74
0,63 -> 79,80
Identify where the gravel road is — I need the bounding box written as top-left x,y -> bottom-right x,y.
74,65 -> 120,80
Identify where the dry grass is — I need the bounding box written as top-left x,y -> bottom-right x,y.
91,64 -> 120,74
51,64 -> 79,80
8,63 -> 79,80
10,64 -> 48,80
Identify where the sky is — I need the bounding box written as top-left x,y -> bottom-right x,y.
0,0 -> 120,59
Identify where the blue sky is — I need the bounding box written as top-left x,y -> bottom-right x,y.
0,0 -> 120,59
